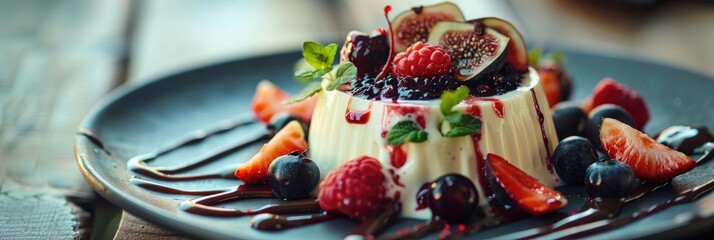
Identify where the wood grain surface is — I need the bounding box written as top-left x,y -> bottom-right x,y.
0,0 -> 129,239
1,0 -> 713,239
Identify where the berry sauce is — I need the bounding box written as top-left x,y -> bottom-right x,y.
351,63 -> 522,101
345,98 -> 373,124
530,89 -> 555,174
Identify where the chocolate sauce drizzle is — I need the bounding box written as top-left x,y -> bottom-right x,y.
127,115 -> 264,181
126,106 -> 714,239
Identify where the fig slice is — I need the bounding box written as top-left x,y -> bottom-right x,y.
391,2 -> 465,52
470,17 -> 529,73
428,21 -> 510,81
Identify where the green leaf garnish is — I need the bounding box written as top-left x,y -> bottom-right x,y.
528,48 -> 542,67
302,41 -> 338,70
386,121 -> 428,145
440,86 -> 470,115
327,62 -> 357,91
550,52 -> 565,65
290,41 -> 356,103
283,82 -> 322,104
446,115 -> 482,137
295,67 -> 333,84
439,86 -> 481,137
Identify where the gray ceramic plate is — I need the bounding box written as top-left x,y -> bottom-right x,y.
75,49 -> 714,240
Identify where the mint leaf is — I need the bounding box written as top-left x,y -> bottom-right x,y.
440,86 -> 469,115
386,121 -> 428,145
327,62 -> 357,91
303,41 -> 328,69
283,82 -> 322,104
528,48 -> 542,66
324,43 -> 338,67
295,67 -> 333,84
550,52 -> 565,65
446,115 -> 482,137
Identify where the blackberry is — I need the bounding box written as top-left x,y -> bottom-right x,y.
349,63 -> 522,100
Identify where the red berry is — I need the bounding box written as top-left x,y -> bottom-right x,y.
487,154 -> 567,216
600,118 -> 695,182
591,78 -> 650,129
392,42 -> 452,78
318,156 -> 386,220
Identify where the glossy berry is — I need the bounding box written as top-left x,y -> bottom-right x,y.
340,30 -> 390,77
392,41 -> 452,78
585,104 -> 636,149
585,158 -> 636,199
552,102 -> 587,141
267,113 -> 307,137
552,136 -> 598,184
318,156 -> 386,220
487,154 -> 567,216
591,78 -> 650,129
600,118 -> 695,182
417,174 -> 478,223
267,151 -> 320,200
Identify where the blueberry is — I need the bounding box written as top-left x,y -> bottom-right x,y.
267,151 -> 320,200
552,136 -> 598,184
585,158 -> 636,199
585,104 -> 636,149
268,114 -> 307,137
419,174 -> 478,223
552,102 -> 588,140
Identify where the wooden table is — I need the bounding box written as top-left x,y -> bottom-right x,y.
1,0 -> 713,239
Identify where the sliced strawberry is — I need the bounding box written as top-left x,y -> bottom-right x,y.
591,78 -> 650,129
251,80 -> 318,124
600,118 -> 695,182
539,68 -> 561,107
235,120 -> 308,183
486,154 -> 567,216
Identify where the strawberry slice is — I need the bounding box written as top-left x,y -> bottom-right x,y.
486,154 -> 567,216
591,78 -> 650,129
251,80 -> 318,124
235,120 -> 308,184
600,118 -> 695,182
539,68 -> 562,107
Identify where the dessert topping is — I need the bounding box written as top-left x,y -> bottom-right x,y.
386,120 -> 428,145
390,2 -> 465,52
318,156 -> 387,220
472,17 -> 529,73
591,78 -> 650,129
440,86 -> 482,137
252,80 -> 317,124
585,104 -> 636,150
551,102 -> 588,141
289,41 -> 358,103
417,174 -> 479,223
339,30 -> 390,78
234,120 -> 308,183
427,21 -> 510,81
600,118 -> 696,182
267,151 -> 320,200
391,41 -> 452,78
487,154 -> 567,216
552,136 -> 598,185
584,158 -> 636,199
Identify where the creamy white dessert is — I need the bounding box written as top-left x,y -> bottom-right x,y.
309,68 -> 561,219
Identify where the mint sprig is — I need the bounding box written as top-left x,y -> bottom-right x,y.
327,62 -> 357,91
289,41 -> 357,104
440,86 -> 482,137
386,121 -> 428,145
283,82 -> 322,104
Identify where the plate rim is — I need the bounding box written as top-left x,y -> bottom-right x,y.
74,48 -> 714,240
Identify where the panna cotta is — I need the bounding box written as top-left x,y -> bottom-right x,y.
309,68 -> 561,219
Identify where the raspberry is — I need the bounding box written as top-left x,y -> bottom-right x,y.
392,41 -> 452,78
317,156 -> 386,220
